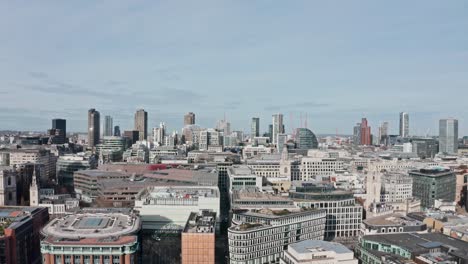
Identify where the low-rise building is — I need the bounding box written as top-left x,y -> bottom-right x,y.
56,153 -> 97,188
281,240 -> 358,264
362,213 -> 427,235
134,186 -> 220,231
40,208 -> 141,264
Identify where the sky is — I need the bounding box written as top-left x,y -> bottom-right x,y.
0,1 -> 467,136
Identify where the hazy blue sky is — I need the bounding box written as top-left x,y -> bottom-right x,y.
0,1 -> 467,135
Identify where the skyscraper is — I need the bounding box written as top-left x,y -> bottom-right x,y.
439,118 -> 458,154
251,117 -> 260,138
52,119 -> 66,136
272,113 -> 284,145
153,122 -> 166,145
134,109 -> 148,141
353,123 -> 361,145
184,112 -> 196,126
114,125 -> 121,137
378,121 -> 389,145
360,118 -> 371,145
103,115 -> 113,137
216,119 -> 231,135
294,128 -> 319,150
88,109 -> 100,148
399,112 -> 409,137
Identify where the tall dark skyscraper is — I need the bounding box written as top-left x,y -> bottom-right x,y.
134,109 -> 148,141
88,108 -> 100,148
251,117 -> 260,138
52,119 -> 66,136
114,125 -> 121,137
184,112 -> 196,126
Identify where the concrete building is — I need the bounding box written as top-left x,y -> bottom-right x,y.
152,122 -> 166,146
199,129 -> 223,151
281,240 -> 358,264
104,115 -> 113,137
300,151 -> 344,181
73,170 -> 129,202
0,167 -> 17,206
227,165 -> 263,193
251,117 -> 260,138
182,211 -> 216,264
40,208 -> 141,264
353,123 -> 361,145
272,113 -> 284,145
8,147 -> 56,184
88,108 -> 100,148
411,138 -> 438,159
0,206 -> 49,264
439,118 -> 458,154
134,186 -> 220,231
216,119 -> 231,135
123,130 -> 139,145
410,168 -> 456,208
184,112 -> 196,126
228,208 -> 326,264
378,122 -> 389,145
134,109 -> 148,141
399,112 -> 409,137
362,213 -> 426,235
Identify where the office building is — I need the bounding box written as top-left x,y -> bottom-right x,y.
216,119 -> 231,135
114,125 -> 121,136
361,213 -> 426,235
199,129 -> 223,151
8,148 -> 56,185
88,108 -> 100,148
439,118 -> 458,154
378,122 -> 389,145
277,133 -> 288,153
51,118 -> 67,144
95,136 -> 127,162
360,118 -> 371,145
300,151 -> 344,181
410,168 -> 456,208
40,208 -> 141,264
251,117 -> 260,138
0,206 -> 49,264
182,211 -> 216,264
399,112 -> 409,137
184,112 -> 196,126
227,165 -> 263,192
73,170 -> 129,202
134,186 -> 220,231
134,109 -> 148,141
294,128 -> 319,150
56,154 -> 98,188
228,208 -> 326,264
411,138 -> 439,159
123,130 -> 139,145
281,240 -> 358,264
356,233 -> 468,264
153,122 -> 166,145
290,182 -> 363,240
104,115 -> 113,137
272,113 -> 284,145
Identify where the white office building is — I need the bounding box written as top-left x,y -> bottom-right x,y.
281,240 -> 358,264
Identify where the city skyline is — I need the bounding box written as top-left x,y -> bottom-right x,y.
0,1 -> 467,134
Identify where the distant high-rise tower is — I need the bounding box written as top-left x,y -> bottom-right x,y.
379,122 -> 389,145
439,118 -> 458,154
52,118 -> 66,136
114,125 -> 121,137
104,115 -> 113,137
251,117 -> 260,138
134,109 -> 148,141
272,113 -> 284,145
184,112 -> 196,126
353,123 -> 361,145
216,119 -> 231,135
399,112 -> 409,137
153,122 -> 166,145
88,108 -> 100,148
360,118 -> 371,145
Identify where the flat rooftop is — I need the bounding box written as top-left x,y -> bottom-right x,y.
184,211 -> 216,233
228,165 -> 255,176
289,240 -> 352,255
74,170 -> 128,178
410,167 -> 453,177
232,190 -> 292,202
138,186 -> 219,200
41,211 -> 140,239
364,214 -> 424,227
